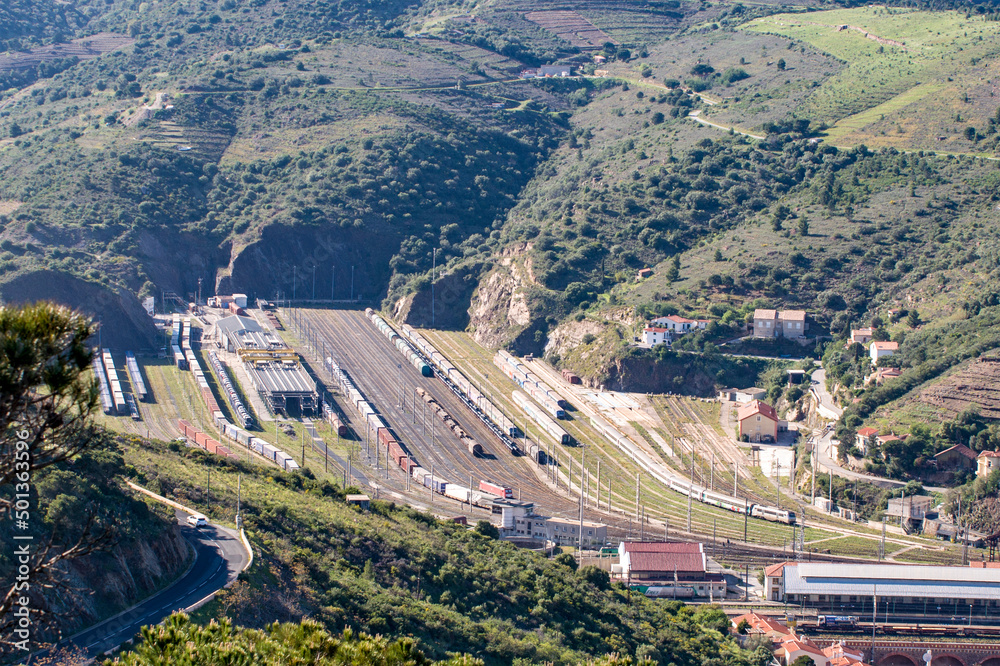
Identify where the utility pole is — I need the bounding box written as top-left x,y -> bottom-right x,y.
236,473 -> 241,528
635,471 -> 640,525
710,452 -> 715,491
597,459 -> 602,511
206,469 -> 211,512
687,456 -> 694,532
431,248 -> 436,327
734,461 -> 738,497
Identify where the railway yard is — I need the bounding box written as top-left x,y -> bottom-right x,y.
93,304 -> 969,575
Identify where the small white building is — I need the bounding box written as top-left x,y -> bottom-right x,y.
650,315 -> 708,335
870,340 -> 898,363
642,327 -> 669,346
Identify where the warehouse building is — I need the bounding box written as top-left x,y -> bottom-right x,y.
214,315 -> 318,415
766,562 -> 1000,619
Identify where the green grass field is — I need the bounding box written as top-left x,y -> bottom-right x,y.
742,7 -> 1000,149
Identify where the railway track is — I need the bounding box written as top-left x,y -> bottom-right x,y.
275,308 -> 893,568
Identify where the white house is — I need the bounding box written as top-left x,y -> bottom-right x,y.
651,315 -> 708,335
869,341 -> 898,363
642,327 -> 669,346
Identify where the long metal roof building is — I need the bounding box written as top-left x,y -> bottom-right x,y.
785,563 -> 1000,601
215,315 -> 318,415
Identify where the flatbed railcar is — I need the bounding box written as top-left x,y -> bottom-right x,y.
416,387 -> 484,456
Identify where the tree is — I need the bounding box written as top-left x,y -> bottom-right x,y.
474,520 -> 499,539
690,63 -> 715,78
555,552 -> 578,571
9,122 -> 23,138
906,309 -> 920,328
798,216 -> 809,236
714,249 -> 723,262
791,655 -> 815,666
776,58 -> 786,71
0,303 -> 104,637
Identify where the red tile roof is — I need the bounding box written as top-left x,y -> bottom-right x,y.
754,308 -> 778,319
623,542 -> 704,574
622,542 -> 702,553
731,612 -> 791,636
857,427 -> 878,437
737,400 -> 778,422
936,444 -> 977,460
666,314 -> 696,324
764,561 -> 794,577
872,341 -> 899,350
628,551 -> 704,573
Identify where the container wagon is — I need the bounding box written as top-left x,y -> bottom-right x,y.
92,357 -> 114,415
415,387 -> 484,456
561,369 -> 581,384
322,401 -> 348,437
365,308 -> 433,377
208,351 -> 254,429
125,352 -> 149,402
512,391 -> 571,445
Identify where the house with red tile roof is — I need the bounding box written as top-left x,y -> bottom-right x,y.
737,400 -> 778,443
870,340 -> 898,363
977,450 -> 1000,479
855,427 -> 878,455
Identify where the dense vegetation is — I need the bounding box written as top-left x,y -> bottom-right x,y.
123,436 -> 765,666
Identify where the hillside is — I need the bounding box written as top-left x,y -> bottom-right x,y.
113,435 -> 765,666
2,0 -> 1000,459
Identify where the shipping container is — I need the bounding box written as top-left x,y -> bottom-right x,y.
284,459 -> 300,471
205,439 -> 219,454
444,484 -> 471,503
422,475 -> 447,493
261,444 -> 277,460
217,445 -> 233,458
250,438 -> 264,454
275,451 -> 291,467
195,432 -> 208,447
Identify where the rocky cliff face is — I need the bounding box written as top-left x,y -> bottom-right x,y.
47,525 -> 190,639
466,242 -> 539,349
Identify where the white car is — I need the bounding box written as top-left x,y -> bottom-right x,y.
186,514 -> 208,528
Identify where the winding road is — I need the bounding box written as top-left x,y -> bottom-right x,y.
62,507 -> 248,659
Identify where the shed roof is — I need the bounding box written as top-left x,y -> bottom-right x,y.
936,444 -> 977,460
871,341 -> 899,350
783,562 -> 1000,600
754,308 -> 777,319
779,310 -> 806,321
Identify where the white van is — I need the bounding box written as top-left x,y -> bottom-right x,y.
186,514 -> 208,528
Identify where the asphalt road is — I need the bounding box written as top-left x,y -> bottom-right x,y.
65,509 -> 247,658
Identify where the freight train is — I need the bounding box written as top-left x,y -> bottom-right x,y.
324,354 -> 504,507
394,323 -> 547,464
415,387 -> 484,456
365,309 -> 433,377
125,352 -> 149,402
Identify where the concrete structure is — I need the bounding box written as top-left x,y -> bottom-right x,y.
885,495 -> 934,530
614,542 -> 725,597
850,327 -> 874,345
539,64 -> 572,77
345,494 -> 370,510
214,315 -> 318,415
718,387 -> 767,403
977,450 -> 1000,479
642,327 -> 669,347
935,444 -> 977,472
637,268 -> 653,280
499,500 -> 607,546
870,341 -> 898,363
769,562 -> 1000,619
737,400 -> 779,443
753,309 -> 808,339
764,561 -> 792,602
